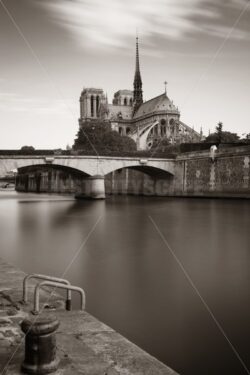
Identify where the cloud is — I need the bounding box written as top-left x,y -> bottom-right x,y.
0,92 -> 77,116
188,0 -> 250,41
37,0 -> 250,53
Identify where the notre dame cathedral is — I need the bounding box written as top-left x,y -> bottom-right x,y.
78,38 -> 201,150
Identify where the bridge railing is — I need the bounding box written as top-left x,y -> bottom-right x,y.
0,149 -> 178,159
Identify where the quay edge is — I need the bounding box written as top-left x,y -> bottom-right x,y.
0,257 -> 178,375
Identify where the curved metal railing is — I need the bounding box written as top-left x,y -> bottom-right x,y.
32,281 -> 86,315
22,274 -> 72,310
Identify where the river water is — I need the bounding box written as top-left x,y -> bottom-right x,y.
0,191 -> 249,375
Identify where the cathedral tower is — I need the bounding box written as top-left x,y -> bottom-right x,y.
133,37 -> 143,113
79,88 -> 106,125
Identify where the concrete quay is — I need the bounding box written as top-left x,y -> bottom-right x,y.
0,257 -> 178,375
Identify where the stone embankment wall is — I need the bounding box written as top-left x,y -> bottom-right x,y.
106,146 -> 250,198
175,145 -> 250,198
0,257 -> 177,374
15,146 -> 250,198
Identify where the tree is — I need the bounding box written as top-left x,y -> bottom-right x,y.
241,133 -> 250,143
20,145 -> 35,151
205,123 -> 240,143
151,138 -> 170,152
216,121 -> 223,143
73,120 -> 137,154
20,146 -> 35,154
220,131 -> 240,143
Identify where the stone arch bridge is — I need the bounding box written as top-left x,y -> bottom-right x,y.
0,155 -> 175,198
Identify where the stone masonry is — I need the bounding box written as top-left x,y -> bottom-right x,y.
0,257 -> 178,375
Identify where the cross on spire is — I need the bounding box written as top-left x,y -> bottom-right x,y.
164,81 -> 168,94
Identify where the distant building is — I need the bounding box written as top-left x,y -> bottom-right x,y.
79,38 -> 201,150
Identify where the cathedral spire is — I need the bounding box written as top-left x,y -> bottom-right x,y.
135,35 -> 140,74
133,36 -> 143,113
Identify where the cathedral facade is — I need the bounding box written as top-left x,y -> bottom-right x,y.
79,38 -> 201,150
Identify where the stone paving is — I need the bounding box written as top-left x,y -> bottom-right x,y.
0,257 -> 178,375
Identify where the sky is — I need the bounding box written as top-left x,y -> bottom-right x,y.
0,0 -> 250,149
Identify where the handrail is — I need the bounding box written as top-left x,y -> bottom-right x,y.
33,281 -> 86,315
23,274 -> 72,311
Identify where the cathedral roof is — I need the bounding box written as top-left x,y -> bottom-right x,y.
108,104 -> 133,121
114,90 -> 133,96
133,93 -> 179,119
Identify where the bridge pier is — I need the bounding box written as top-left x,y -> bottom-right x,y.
75,175 -> 105,199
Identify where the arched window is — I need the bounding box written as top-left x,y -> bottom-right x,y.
91,95 -> 94,117
119,127 -> 123,135
169,118 -> 175,132
130,98 -> 132,105
124,97 -> 127,106
126,127 -> 131,135
96,96 -> 99,116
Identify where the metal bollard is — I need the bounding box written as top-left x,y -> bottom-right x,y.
21,313 -> 60,374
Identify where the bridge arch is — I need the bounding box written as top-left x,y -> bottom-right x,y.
0,155 -> 176,197
0,155 -> 175,183
0,157 -> 101,177
100,158 -> 174,176
104,164 -> 174,197
16,164 -> 91,194
17,163 -> 90,177
104,164 -> 173,178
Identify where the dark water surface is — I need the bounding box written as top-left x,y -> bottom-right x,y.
0,191 -> 249,375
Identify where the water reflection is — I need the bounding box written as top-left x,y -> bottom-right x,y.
0,191 -> 249,375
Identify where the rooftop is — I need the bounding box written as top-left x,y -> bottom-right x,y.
108,104 -> 133,120
114,89 -> 133,96
133,93 -> 179,119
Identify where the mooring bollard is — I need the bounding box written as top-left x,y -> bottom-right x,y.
21,314 -> 60,374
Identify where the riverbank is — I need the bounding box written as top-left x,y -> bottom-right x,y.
0,257 -> 178,375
